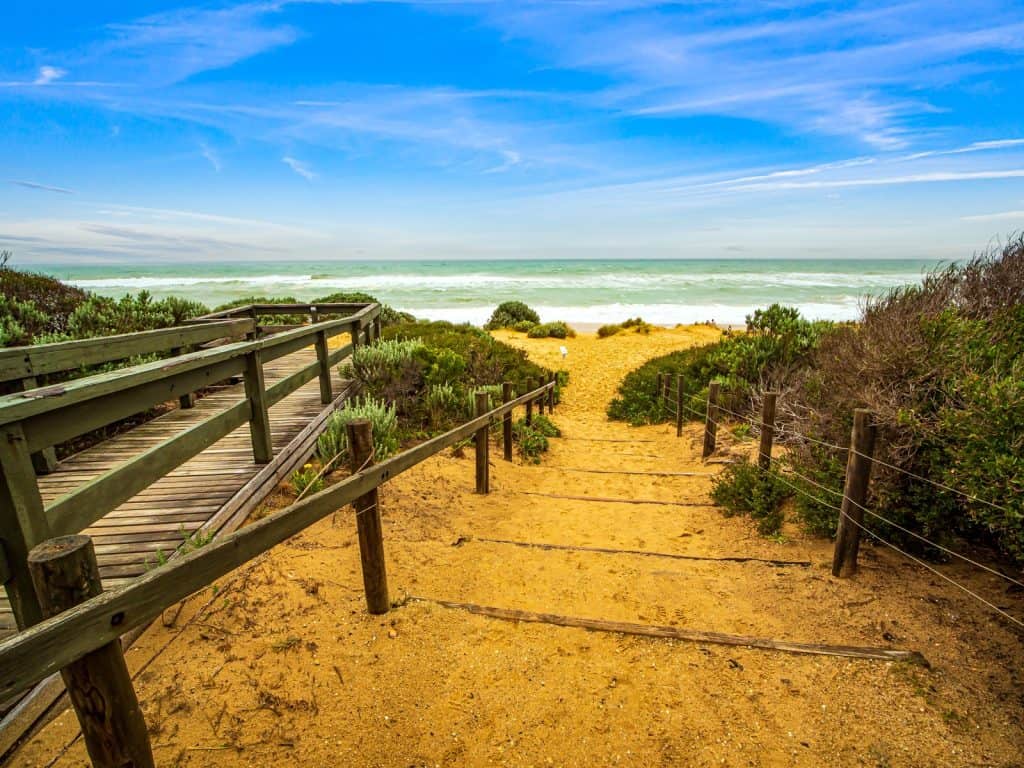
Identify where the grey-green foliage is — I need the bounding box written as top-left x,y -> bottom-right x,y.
425,383 -> 460,428
317,397 -> 399,468
465,384 -> 504,418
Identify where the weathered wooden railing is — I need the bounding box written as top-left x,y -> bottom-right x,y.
0,303 -> 381,630
0,319 -> 256,473
0,376 -> 556,766
193,302 -> 384,341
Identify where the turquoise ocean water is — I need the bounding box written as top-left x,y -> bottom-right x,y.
41,259 -> 946,327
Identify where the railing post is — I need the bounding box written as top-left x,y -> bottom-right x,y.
28,535 -> 154,768
243,349 -> 273,464
245,307 -> 259,340
832,409 -> 877,578
502,382 -> 513,462
15,377 -> 59,473
345,420 -> 389,614
758,392 -> 778,471
310,305 -> 320,324
373,316 -> 382,341
0,423 -> 52,628
547,373 -> 556,411
538,378 -> 546,416
525,378 -> 534,426
675,374 -> 684,437
656,373 -> 664,402
169,349 -> 196,409
475,392 -> 491,494
701,381 -> 720,459
314,329 -> 333,405
350,321 -> 362,351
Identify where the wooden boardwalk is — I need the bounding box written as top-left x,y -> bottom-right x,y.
0,346 -> 347,637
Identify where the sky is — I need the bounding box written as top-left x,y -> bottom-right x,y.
2,0 -> 1024,263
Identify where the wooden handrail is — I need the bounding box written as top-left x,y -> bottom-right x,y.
0,381 -> 556,697
192,302 -> 374,321
0,319 -> 254,385
0,305 -> 378,432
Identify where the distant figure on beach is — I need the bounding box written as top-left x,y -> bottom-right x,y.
560,345 -> 568,359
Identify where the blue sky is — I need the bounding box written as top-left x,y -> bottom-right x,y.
3,0 -> 1024,262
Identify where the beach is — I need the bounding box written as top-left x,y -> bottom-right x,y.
41,258 -> 942,328
14,325 -> 1023,768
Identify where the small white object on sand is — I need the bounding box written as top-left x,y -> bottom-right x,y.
560,345 -> 568,359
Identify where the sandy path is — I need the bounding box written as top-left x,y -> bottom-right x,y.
14,327 -> 1023,768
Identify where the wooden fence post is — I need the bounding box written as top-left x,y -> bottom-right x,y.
28,535 -> 154,768
758,392 -> 778,471
0,423 -> 52,628
373,317 -> 382,341
314,329 -> 333,405
243,349 -> 273,464
310,305 -> 320,324
13,376 -> 59,474
502,382 -> 513,462
548,374 -> 556,411
538,378 -> 546,416
831,409 -> 877,578
475,392 -> 491,494
656,373 -> 664,402
245,307 -> 259,341
701,381 -> 721,459
169,349 -> 197,410
675,374 -> 684,437
525,379 -> 534,426
345,420 -> 389,614
350,321 -> 361,351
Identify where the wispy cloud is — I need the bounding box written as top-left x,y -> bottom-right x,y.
10,179 -> 75,194
961,209 -> 1024,222
282,155 -> 316,180
200,142 -> 222,172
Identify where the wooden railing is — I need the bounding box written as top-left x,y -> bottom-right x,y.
0,319 -> 256,473
0,375 -> 558,765
0,303 -> 381,630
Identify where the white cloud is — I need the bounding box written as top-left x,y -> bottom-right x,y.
34,66 -> 67,85
282,155 -> 316,180
961,209 -> 1024,221
10,179 -> 75,194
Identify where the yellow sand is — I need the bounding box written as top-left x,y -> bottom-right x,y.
13,326 -> 1024,767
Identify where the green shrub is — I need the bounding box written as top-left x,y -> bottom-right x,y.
0,267 -> 88,339
425,383 -> 460,429
314,291 -> 414,326
511,320 -> 537,333
465,385 -> 504,419
512,417 -> 558,463
527,321 -> 575,339
291,463 -> 325,496
530,414 -> 561,438
608,304 -> 829,426
597,324 -> 622,338
710,459 -> 788,535
485,301 -> 540,330
343,338 -> 427,403
316,397 -> 399,467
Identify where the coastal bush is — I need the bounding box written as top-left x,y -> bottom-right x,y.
0,265 -> 89,340
511,320 -> 537,333
607,304 -> 829,426
710,459 -> 788,535
527,321 -> 575,339
513,417 -> 558,463
485,301 -> 540,330
316,397 -> 399,468
597,324 -> 622,338
314,291 -> 414,326
598,317 -> 652,338
346,320 -> 557,439
784,238 -> 1024,562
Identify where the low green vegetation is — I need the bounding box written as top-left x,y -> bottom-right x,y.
316,396 -> 400,467
344,320 -> 562,445
710,459 -> 788,535
527,321 -> 575,339
485,301 -> 540,330
290,463 -> 325,497
513,414 -> 561,463
597,317 -> 652,338
608,304 -> 829,426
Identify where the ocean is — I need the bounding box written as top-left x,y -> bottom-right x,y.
41,259 -> 946,327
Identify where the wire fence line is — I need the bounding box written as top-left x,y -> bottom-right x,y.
767,469 -> 1024,630
656,380 -> 1024,620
